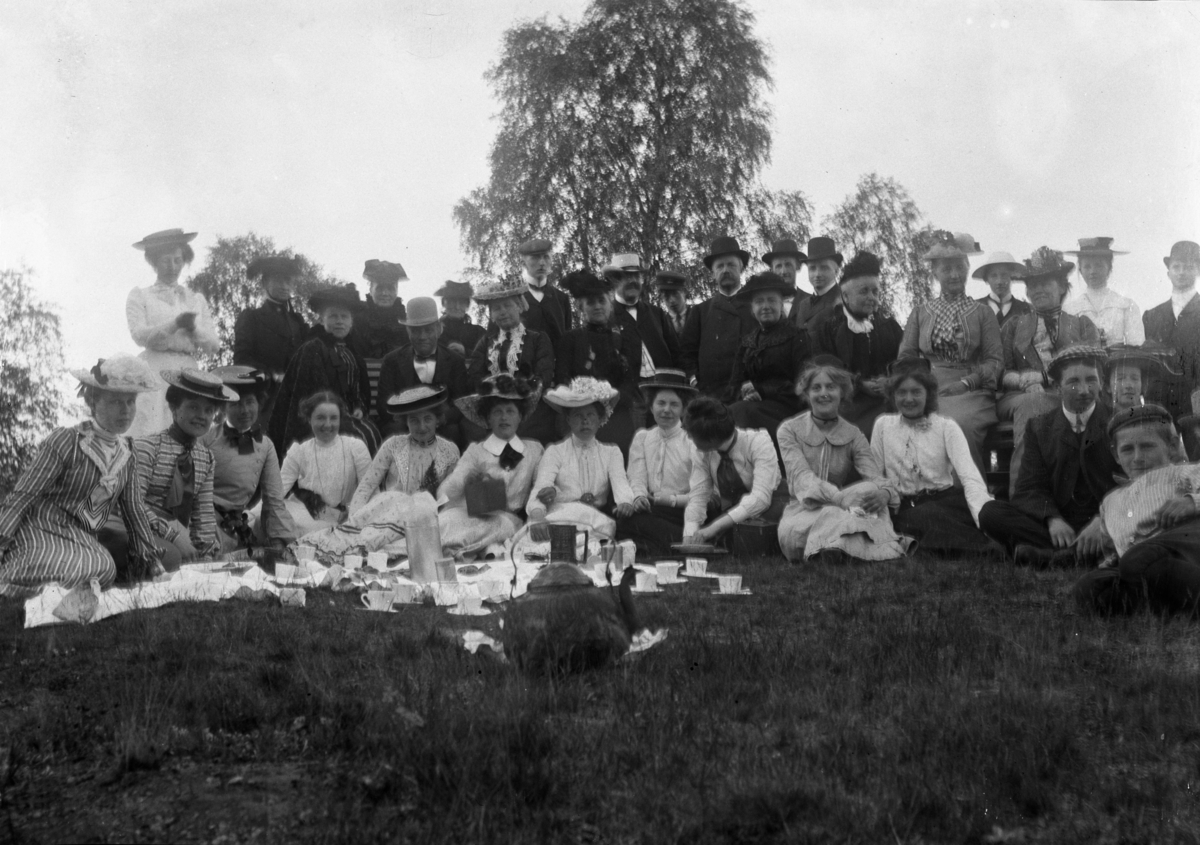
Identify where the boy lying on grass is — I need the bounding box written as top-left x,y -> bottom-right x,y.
1074,404 -> 1200,615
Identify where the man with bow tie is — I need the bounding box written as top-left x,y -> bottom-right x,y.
202,367 -> 297,552
375,297 -> 470,445
517,237 -> 574,348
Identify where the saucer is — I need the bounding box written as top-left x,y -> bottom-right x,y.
682,571 -> 719,579
710,588 -> 753,596
656,578 -> 688,586
631,586 -> 664,594
356,607 -> 399,613
447,606 -> 491,616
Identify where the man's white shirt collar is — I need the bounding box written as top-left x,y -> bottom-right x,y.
1062,403 -> 1096,429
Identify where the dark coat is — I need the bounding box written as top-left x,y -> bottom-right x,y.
811,304 -> 903,381
375,344 -> 470,424
268,327 -> 374,455
351,296 -> 409,360
1000,310 -> 1100,380
723,319 -> 811,412
612,300 -> 680,370
1143,296 -> 1200,418
976,295 -> 1032,330
678,293 -> 757,395
233,299 -> 308,377
1012,404 -> 1119,528
438,316 -> 487,355
792,286 -> 841,335
467,324 -> 556,390
522,285 -> 574,349
554,323 -> 641,391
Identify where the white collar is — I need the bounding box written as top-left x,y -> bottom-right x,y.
482,433 -> 524,457
989,294 -> 1013,305
1062,403 -> 1096,427
522,269 -> 546,290
657,422 -> 683,438
844,307 -> 874,334
570,434 -> 597,450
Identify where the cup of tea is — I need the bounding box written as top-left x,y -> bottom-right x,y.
274,563 -> 298,583
392,583 -> 419,604
618,540 -> 637,567
361,590 -> 395,611
279,587 -> 306,607
685,558 -> 707,577
294,545 -> 316,562
635,571 -> 657,592
655,561 -> 680,583
342,553 -> 364,570
457,595 -> 483,615
717,574 -> 743,595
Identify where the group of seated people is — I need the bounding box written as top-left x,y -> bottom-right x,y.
3,233 -> 1200,620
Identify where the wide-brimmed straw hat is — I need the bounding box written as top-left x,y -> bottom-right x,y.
1065,237 -> 1128,259
308,285 -> 366,314
455,372 -> 542,429
733,271 -> 796,302
434,280 -> 474,299
543,377 -> 620,425
362,260 -> 408,285
132,228 -> 196,251
473,275 -> 529,302
386,384 -> 448,416
922,231 -> 982,262
1047,344 -> 1108,382
160,368 -> 238,403
71,356 -> 163,394
399,297 -> 439,327
972,251 -> 1025,280
1021,246 -> 1075,285
210,365 -> 270,397
639,368 -> 697,400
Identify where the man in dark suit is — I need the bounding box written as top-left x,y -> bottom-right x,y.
762,238 -> 809,319
977,346 -> 1119,567
791,236 -> 844,335
973,251 -> 1032,330
434,280 -> 486,357
657,271 -> 691,336
678,236 -> 757,395
233,255 -> 309,433
376,297 -> 470,445
517,237 -> 573,348
1143,240 -> 1200,420
603,252 -> 681,372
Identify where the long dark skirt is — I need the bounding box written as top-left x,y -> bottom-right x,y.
617,504 -> 686,556
892,487 -> 1003,559
1073,522 -> 1200,615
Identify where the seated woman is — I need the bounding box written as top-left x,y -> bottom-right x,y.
0,356 -> 166,597
777,360 -> 911,564
681,397 -> 782,548
1073,405 -> 1200,615
130,368 -> 238,565
279,391 -> 372,537
1107,343 -> 1189,460
438,373 -> 545,558
201,366 -> 297,554
527,377 -> 636,542
725,271 -> 810,438
897,231 -> 1002,470
617,369 -> 697,555
870,359 -> 1002,559
269,284 -> 381,457
997,247 -> 1099,493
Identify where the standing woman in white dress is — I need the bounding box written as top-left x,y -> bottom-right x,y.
125,229 -> 220,437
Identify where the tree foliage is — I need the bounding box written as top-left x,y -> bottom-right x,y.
454,0 -> 811,299
188,233 -> 346,368
0,268 -> 65,494
822,173 -> 938,318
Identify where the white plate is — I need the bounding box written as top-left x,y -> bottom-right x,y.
682,571 -> 720,579
356,607 -> 399,613
631,587 -> 664,594
447,606 -> 491,616
657,578 -> 688,586
710,589 -> 753,596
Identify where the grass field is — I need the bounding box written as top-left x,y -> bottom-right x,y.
1,553 -> 1199,844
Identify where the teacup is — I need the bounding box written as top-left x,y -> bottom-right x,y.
435,557 -> 458,583
361,590 -> 394,611
618,540 -> 637,567
294,545 -> 317,562
717,574 -> 743,595
343,553 -> 364,570
685,558 -> 707,577
279,587 -> 306,608
478,580 -> 507,600
366,551 -> 388,569
457,595 -> 483,615
392,583 -> 419,604
274,563 -> 298,583
655,561 -> 680,583
635,571 -> 658,592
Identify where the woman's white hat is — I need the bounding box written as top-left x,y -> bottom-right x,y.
543,377 -> 620,425
71,355 -> 164,394
971,251 -> 1025,280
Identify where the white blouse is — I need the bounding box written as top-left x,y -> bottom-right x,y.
348,434 -> 459,514
1061,287 -> 1144,347
870,413 -> 991,524
125,282 -> 221,356
279,435 -> 372,509
527,436 -> 635,520
627,424 -> 692,504
437,436 -> 545,514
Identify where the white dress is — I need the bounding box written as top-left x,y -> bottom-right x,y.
279,436 -> 372,536
125,281 -> 221,437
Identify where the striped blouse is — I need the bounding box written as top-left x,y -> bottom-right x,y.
1099,464 -> 1200,558
132,430 -> 220,558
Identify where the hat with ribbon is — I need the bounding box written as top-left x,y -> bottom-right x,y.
599,253 -> 644,277
1047,344 -> 1108,383
561,270 -> 612,299
922,231 -> 982,262
972,251 -> 1026,280
386,384 -> 448,416
160,368 -> 238,403
1020,246 -> 1075,285
1104,342 -> 1181,379
840,251 -> 882,284
1164,241 -> 1200,268
455,372 -> 542,429
308,284 -> 366,314
71,355 -> 164,394
132,228 -> 197,251
210,365 -> 270,397
362,260 -> 408,285
472,275 -> 530,302
400,297 -> 439,327
762,238 -> 808,266
1107,403 -> 1175,443
1065,237 -> 1128,259
543,376 -> 621,425
517,238 -> 554,256
733,271 -> 796,302
702,236 -> 751,269
639,368 -> 698,400
802,236 -> 845,266
654,271 -> 689,292
247,255 -> 303,282
434,280 -> 474,299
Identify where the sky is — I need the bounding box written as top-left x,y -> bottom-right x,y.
2,0 -> 1198,372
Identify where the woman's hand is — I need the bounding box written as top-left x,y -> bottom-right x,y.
613,502 -> 635,519
682,533 -> 702,545
176,535 -> 200,563
536,487 -> 557,506
939,380 -> 969,397
859,376 -> 886,397
175,312 -> 197,332
739,381 -> 762,402
862,487 -> 890,513
529,521 -> 550,543
447,342 -> 466,356
634,496 -> 652,512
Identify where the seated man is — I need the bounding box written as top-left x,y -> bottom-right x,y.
978,346 -> 1119,567
375,297 -> 470,445
1073,405 -> 1200,615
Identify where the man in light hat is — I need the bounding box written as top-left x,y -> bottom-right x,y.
656,271 -> 691,336
434,280 -> 486,357
356,259 -> 410,359
1061,237 -> 1143,346
376,297 -> 470,444
762,238 -> 809,318
791,236 -> 844,335
1143,240 -> 1200,420
973,251 -> 1031,329
602,251 -> 681,375
678,236 -> 757,395
517,237 -> 573,348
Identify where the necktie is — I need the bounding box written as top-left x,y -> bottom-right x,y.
167,424 -> 196,527
1075,414 -> 1086,435
224,424 -> 263,455
716,448 -> 747,507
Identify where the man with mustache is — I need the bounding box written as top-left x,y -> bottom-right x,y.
1143,240 -> 1200,421
791,237 -> 845,335
603,252 -> 681,375
517,237 -> 573,348
678,236 -> 757,396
